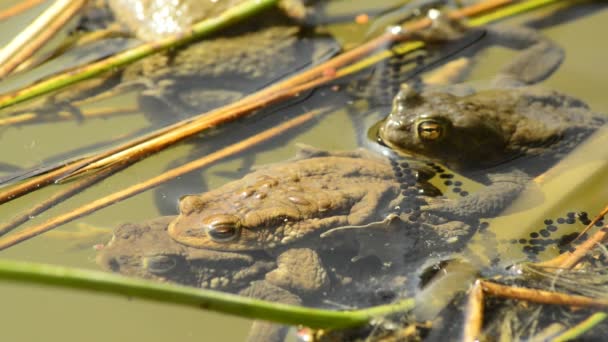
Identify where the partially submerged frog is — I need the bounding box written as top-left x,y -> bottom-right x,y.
96,216 -> 276,291
96,216 -> 318,342
378,24 -> 607,219
121,22 -> 337,122
167,145 -> 474,270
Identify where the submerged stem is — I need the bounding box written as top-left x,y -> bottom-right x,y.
0,259 -> 415,329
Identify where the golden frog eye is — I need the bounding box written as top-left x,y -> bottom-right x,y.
417,120 -> 444,141
203,214 -> 241,243
143,255 -> 177,275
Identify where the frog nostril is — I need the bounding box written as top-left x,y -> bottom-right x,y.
107,258 -> 120,272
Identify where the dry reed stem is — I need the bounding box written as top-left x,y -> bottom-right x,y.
481,280 -> 608,307
0,162 -> 127,236
62,0 -> 515,180
537,205 -> 608,269
463,280 -> 485,342
0,162 -> 81,205
555,225 -> 608,269
0,109 -> 322,250
0,0 -> 87,78
572,204 -> 608,244
0,0 -> 46,20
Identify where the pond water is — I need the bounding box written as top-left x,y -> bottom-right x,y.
0,1 -> 607,341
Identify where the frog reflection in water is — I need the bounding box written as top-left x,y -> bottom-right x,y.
167,145 -> 475,271
378,24 -> 607,219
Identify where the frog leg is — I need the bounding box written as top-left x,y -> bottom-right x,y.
487,26 -> 564,87
321,214 -> 415,268
320,213 -> 401,239
265,248 -> 330,297
238,280 -> 301,342
422,169 -> 531,219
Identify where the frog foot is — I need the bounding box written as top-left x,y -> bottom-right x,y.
319,213 -> 401,239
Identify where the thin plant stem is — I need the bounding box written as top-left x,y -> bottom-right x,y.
553,312 -> 608,342
0,109 -> 324,250
0,258 -> 415,329
0,162 -> 128,237
463,280 -> 485,342
480,280 -> 608,308
0,0 -> 46,20
0,0 -> 87,78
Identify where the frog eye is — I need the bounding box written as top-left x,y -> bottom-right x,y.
417,120 -> 444,141
203,214 -> 241,242
143,255 -> 177,275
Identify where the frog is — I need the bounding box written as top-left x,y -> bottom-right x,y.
96,216 -> 329,341
96,216 -> 277,291
167,145 -> 475,272
119,20 -> 338,124
377,22 -> 607,219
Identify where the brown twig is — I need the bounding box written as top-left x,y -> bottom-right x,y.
60,0 -> 515,181
572,204 -> 608,244
537,205 -> 608,269
0,162 -> 128,236
0,0 -> 87,78
0,162 -> 80,205
555,225 -> 608,269
0,0 -> 46,20
0,108 -> 323,250
463,280 -> 485,342
480,280 -> 608,308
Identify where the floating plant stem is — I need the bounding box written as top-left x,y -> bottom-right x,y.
0,0 -> 87,78
0,0 -> 47,21
463,280 -> 485,342
0,162 -> 128,237
537,205 -> 608,269
553,312 -> 608,342
0,258 -> 415,329
480,280 -> 608,308
0,109 -> 325,250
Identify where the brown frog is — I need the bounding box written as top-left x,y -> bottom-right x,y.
97,216 -> 329,341
378,23 -> 607,219
120,22 -> 338,123
167,145 -> 473,270
96,216 -> 276,291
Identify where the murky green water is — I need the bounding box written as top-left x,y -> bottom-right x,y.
0,1 -> 607,341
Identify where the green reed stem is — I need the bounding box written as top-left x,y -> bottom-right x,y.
468,0 -> 568,26
0,0 -> 278,110
553,312 -> 608,342
0,259 -> 414,329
